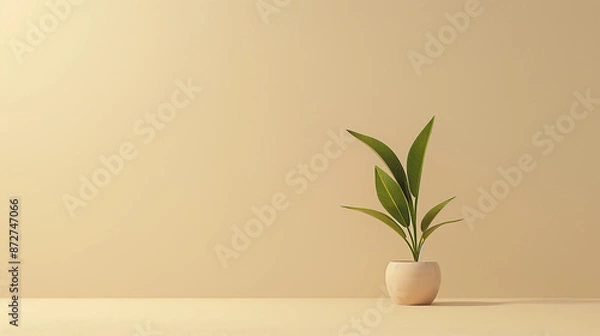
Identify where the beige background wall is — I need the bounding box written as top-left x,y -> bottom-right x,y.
0,0 -> 599,298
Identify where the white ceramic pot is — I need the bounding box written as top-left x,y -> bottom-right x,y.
385,260 -> 441,305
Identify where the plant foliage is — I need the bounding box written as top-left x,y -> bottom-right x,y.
342,117 -> 462,261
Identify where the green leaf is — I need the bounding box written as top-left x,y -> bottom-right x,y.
421,196 -> 456,232
374,166 -> 411,227
341,206 -> 406,239
407,117 -> 435,198
347,130 -> 412,203
420,218 -> 463,243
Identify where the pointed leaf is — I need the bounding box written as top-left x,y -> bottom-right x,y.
421,196 -> 456,232
347,130 -> 411,202
341,206 -> 406,239
421,218 -> 463,243
374,166 -> 411,227
407,117 -> 435,198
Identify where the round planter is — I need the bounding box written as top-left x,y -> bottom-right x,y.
385,260 -> 441,305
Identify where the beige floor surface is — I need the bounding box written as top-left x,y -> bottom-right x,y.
0,299 -> 598,335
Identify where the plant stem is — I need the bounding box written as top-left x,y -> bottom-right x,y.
404,229 -> 416,258
412,199 -> 419,261
407,228 -> 415,247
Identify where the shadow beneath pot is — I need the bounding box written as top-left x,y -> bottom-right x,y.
431,299 -> 600,307
501,299 -> 600,305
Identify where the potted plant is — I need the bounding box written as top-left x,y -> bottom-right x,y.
342,116 -> 462,305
